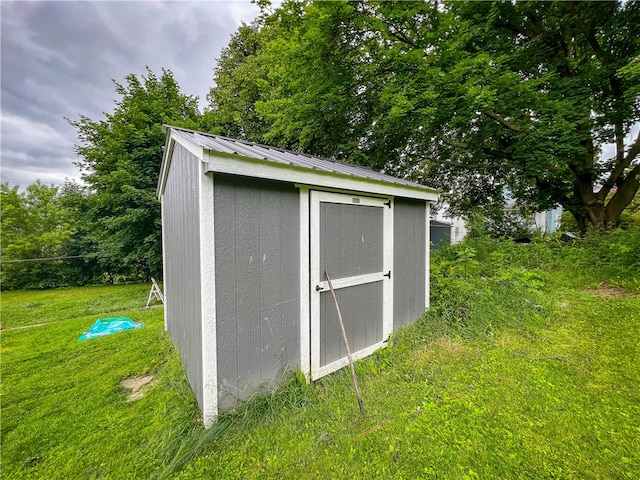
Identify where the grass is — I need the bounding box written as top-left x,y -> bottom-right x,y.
0,285 -> 194,479
1,232 -> 639,479
1,283 -> 153,329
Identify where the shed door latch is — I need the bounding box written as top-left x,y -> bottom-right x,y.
383,270 -> 391,279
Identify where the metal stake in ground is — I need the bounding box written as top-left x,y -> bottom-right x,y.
325,270 -> 365,417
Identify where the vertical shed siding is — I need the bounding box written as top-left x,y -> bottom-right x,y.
319,203 -> 384,281
318,202 -> 385,366
393,198 -> 427,329
163,144 -> 204,409
214,175 -> 300,409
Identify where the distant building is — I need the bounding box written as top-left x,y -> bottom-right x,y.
432,210 -> 467,244
432,200 -> 562,244
505,201 -> 563,235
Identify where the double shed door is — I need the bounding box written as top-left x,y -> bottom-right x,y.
310,191 -> 393,379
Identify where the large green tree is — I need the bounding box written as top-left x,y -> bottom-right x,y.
68,68 -> 201,279
202,21 -> 271,142
410,1 -> 640,231
0,181 -> 85,289
207,0 -> 640,231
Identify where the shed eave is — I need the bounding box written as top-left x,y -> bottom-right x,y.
156,129 -> 207,199
204,150 -> 439,202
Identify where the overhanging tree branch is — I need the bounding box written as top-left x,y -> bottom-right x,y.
441,136 -> 516,165
420,157 -> 511,171
483,111 -> 522,132
493,22 -> 533,39
443,136 -> 468,149
565,2 -> 609,66
599,129 -> 640,200
623,129 -> 640,166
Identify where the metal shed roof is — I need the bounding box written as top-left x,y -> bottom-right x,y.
159,126 -> 439,201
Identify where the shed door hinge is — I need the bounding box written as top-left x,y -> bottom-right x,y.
383,270 -> 391,279
384,200 -> 391,208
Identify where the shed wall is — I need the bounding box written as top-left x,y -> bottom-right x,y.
163,143 -> 204,408
213,174 -> 300,409
393,198 -> 427,329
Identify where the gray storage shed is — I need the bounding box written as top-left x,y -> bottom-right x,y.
157,126 -> 439,425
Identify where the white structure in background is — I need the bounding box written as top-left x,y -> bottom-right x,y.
432,201 -> 562,245
432,208 -> 468,244
505,198 -> 563,235
529,207 -> 563,234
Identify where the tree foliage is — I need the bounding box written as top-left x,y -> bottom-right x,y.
0,181 -> 89,289
202,22 -> 271,141
206,0 -> 640,231
68,68 -> 201,279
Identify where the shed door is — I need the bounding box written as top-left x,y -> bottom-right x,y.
310,191 -> 393,379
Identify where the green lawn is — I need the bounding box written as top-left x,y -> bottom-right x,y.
1,283 -> 152,329
2,236 -> 639,479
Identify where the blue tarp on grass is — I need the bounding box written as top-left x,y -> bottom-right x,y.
78,317 -> 144,341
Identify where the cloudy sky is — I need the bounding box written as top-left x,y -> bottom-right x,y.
1,0 -> 263,187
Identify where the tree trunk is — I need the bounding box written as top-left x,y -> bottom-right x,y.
605,165 -> 640,227
573,205 -> 606,233
571,175 -> 640,233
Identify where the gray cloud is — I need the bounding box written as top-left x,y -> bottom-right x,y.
1,0 -> 261,187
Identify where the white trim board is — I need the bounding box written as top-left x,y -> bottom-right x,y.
158,128 -> 440,202
316,272 -> 385,292
160,199 -> 168,332
314,341 -> 388,379
298,186 -> 311,380
382,195 -> 394,342
199,168 -> 218,427
205,151 -> 438,202
425,202 -> 431,311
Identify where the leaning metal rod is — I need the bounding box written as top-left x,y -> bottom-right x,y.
324,270 -> 365,417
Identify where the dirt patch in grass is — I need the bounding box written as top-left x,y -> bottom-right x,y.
3,322 -> 48,331
432,336 -> 467,354
121,375 -> 156,402
585,282 -> 629,298
414,336 -> 468,363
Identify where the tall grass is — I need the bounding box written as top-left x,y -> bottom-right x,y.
2,232 -> 638,479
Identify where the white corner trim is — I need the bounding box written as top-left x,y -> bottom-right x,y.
309,191 -> 321,380
299,186 -> 311,380
160,199 -> 168,332
382,198 -> 394,340
199,167 -> 218,427
425,202 -> 431,311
